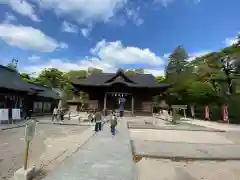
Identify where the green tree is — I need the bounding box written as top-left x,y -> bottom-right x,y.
20,73 -> 36,83
125,68 -> 144,75
87,67 -> 103,75
64,70 -> 89,100
155,76 -> 165,83
165,46 -> 189,105
65,70 -> 88,81
165,46 -> 188,81
36,68 -> 66,89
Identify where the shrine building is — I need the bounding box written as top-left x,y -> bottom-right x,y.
70,69 -> 169,116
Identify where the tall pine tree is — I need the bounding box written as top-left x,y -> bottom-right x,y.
165,46 -> 188,82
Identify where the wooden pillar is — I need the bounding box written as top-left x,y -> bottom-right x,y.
131,95 -> 134,115
104,93 -> 107,110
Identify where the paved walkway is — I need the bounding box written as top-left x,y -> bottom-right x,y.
43,119 -> 137,180
183,118 -> 240,132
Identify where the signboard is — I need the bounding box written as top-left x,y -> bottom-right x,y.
0,109 -> 8,121
25,120 -> 36,142
12,109 -> 21,120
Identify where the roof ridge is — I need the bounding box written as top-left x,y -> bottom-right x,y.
0,64 -> 18,72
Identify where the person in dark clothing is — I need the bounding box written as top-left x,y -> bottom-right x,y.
110,112 -> 118,136
59,108 -> 64,121
24,109 -> 32,120
94,109 -> 102,132
118,97 -> 125,118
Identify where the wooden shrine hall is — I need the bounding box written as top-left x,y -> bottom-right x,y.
71,69 -> 170,115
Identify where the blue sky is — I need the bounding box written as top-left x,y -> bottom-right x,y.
0,0 -> 239,76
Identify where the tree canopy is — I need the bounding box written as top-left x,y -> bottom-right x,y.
164,40 -> 240,122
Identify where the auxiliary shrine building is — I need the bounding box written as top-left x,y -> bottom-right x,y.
71,69 -> 169,115
0,65 -> 60,122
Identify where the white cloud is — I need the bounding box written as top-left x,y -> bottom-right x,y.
28,55 -> 40,62
154,0 -> 175,7
225,34 -> 239,46
22,40 -> 164,76
91,40 -> 163,66
1,0 -> 40,22
22,58 -> 116,75
154,0 -> 200,7
126,7 -> 143,26
3,12 -> 16,24
37,0 -> 127,24
145,69 -> 165,76
0,24 -> 65,52
61,21 -> 78,33
59,42 -> 68,49
36,0 -> 142,27
81,27 -> 91,37
188,51 -> 210,61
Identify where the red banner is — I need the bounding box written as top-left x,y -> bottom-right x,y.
205,106 -> 209,120
222,105 -> 229,123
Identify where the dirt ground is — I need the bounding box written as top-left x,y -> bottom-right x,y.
0,124 -> 88,180
136,158 -> 240,180
129,117 -> 240,180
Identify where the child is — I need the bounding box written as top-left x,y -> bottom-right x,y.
110,111 -> 118,136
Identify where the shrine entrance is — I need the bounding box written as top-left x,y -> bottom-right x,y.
104,92 -> 133,113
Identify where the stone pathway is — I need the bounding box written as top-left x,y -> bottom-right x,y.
43,119 -> 136,180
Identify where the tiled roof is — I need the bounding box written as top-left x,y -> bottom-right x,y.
0,65 -> 60,99
72,70 -> 170,88
27,82 -> 61,99
0,65 -> 32,92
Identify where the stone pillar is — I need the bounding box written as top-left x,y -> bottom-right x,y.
131,95 -> 134,115
183,109 -> 186,119
57,91 -> 63,109
104,93 -> 107,110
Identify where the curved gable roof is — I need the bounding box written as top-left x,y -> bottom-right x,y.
72,70 -> 169,88
104,69 -> 135,84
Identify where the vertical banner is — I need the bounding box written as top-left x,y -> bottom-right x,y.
205,106 -> 210,120
222,105 -> 229,123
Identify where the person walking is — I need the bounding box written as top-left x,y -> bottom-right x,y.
119,97 -> 125,119
94,109 -> 102,132
110,112 -> 118,136
59,108 -> 65,121
52,107 -> 58,121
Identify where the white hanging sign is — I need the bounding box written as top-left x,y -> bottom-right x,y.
0,109 -> 9,121
12,109 -> 21,120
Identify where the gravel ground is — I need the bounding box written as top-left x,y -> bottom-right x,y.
0,124 -> 88,180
